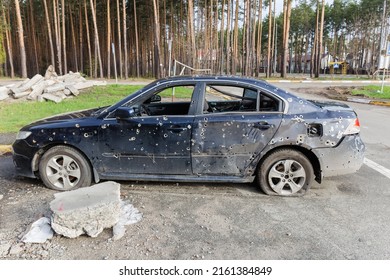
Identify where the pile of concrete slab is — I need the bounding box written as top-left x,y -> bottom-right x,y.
0,65 -> 106,103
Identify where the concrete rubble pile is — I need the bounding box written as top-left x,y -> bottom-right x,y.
0,65 -> 106,103
21,181 -> 142,243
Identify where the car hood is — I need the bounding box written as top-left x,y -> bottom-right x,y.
23,108 -> 101,129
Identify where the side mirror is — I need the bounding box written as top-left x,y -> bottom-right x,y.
115,107 -> 136,120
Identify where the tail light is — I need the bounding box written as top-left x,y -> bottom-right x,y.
343,118 -> 361,135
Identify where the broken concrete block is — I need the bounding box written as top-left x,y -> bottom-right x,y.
44,83 -> 66,93
13,89 -> 32,99
37,95 -> 45,102
28,80 -> 55,100
0,242 -> 11,257
112,200 -> 143,241
50,181 -> 121,238
0,87 -> 10,101
21,217 -> 54,243
63,88 -> 71,96
11,74 -> 44,95
44,65 -> 58,79
65,84 -> 79,96
73,81 -> 96,90
42,93 -> 64,103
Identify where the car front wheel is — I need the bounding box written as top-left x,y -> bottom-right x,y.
257,149 -> 314,196
39,146 -> 92,191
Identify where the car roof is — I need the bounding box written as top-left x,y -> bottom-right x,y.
155,75 -> 271,87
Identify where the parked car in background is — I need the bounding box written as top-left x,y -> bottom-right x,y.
12,76 -> 365,196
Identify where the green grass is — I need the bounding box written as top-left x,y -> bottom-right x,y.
351,85 -> 390,99
0,84 -> 142,133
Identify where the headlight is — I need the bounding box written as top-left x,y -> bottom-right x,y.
16,131 -> 32,140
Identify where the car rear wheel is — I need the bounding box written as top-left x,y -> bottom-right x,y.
257,149 -> 314,196
39,146 -> 92,191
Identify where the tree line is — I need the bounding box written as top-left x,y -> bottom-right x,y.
0,0 -> 388,79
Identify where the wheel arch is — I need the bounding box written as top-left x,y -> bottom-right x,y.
32,143 -> 100,183
256,145 -> 322,184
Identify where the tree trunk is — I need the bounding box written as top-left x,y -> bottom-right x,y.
14,0 -> 27,78
225,0 -> 231,75
281,0 -> 292,78
232,0 -> 239,75
152,0 -> 162,78
315,0 -> 325,78
188,0 -> 196,68
62,0 -> 67,74
89,0 -> 103,78
116,0 -> 123,79
84,0 -> 92,77
266,0 -> 273,77
3,8 -> 14,78
256,0 -> 263,76
29,1 -> 39,74
69,5 -> 78,72
43,0 -> 55,70
219,0 -> 225,74
107,0 -> 111,78
79,3 -> 84,74
133,0 -> 140,78
122,0 -> 128,79
53,0 -> 62,75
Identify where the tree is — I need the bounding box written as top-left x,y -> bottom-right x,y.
152,0 -> 161,78
281,0 -> 292,78
107,0 -> 111,78
123,0 -> 128,79
43,0 -> 55,70
14,0 -> 27,77
89,0 -> 103,78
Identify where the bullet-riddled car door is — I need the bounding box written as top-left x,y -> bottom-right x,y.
97,84 -> 197,176
192,83 -> 283,176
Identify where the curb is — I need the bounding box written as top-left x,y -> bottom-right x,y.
0,145 -> 12,156
346,97 -> 390,107
271,80 -> 390,84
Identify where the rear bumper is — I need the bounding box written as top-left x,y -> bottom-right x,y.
313,134 -> 365,178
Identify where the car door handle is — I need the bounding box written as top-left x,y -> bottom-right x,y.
254,121 -> 273,130
167,126 -> 187,133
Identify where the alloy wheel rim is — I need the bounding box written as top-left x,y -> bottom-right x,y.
268,159 -> 306,195
45,155 -> 81,189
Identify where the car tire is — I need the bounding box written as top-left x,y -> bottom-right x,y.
39,145 -> 92,191
257,149 -> 314,196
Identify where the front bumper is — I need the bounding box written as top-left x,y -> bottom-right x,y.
12,139 -> 39,179
313,134 -> 365,178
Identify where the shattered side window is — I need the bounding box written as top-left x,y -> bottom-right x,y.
142,85 -> 195,116
259,92 -> 280,112
203,85 -> 258,114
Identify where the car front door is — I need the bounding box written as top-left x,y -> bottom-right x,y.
97,83 -> 198,177
191,82 -> 284,177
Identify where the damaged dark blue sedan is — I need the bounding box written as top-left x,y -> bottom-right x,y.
12,76 -> 365,196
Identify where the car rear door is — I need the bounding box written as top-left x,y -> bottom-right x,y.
191,82 -> 284,176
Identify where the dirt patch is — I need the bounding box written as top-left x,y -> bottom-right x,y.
293,86 -> 364,101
